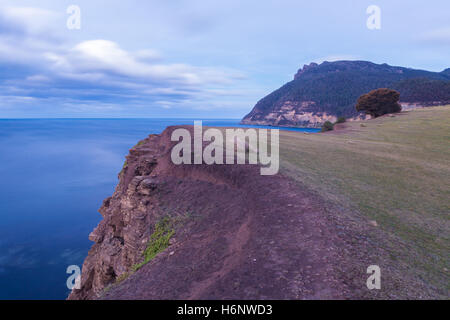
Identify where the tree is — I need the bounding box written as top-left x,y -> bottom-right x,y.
321,121 -> 334,132
336,117 -> 346,124
356,88 -> 402,118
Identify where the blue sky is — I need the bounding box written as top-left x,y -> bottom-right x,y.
0,0 -> 449,118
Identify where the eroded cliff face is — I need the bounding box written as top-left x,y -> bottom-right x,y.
68,126 -> 370,300
68,132 -> 163,299
68,126 -> 230,299
69,126 -> 276,299
68,126 -> 439,300
240,100 -> 338,128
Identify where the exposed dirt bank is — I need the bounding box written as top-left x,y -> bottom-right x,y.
69,125 -> 439,300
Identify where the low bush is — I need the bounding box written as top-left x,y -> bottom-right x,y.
132,216 -> 175,272
321,121 -> 334,132
336,117 -> 346,124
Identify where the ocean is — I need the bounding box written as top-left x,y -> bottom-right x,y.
0,119 -> 319,299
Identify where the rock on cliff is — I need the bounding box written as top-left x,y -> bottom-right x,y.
241,60 -> 450,128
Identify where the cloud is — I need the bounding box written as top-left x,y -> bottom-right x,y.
48,39 -> 240,85
417,27 -> 450,46
312,55 -> 360,64
1,6 -> 60,35
135,49 -> 163,62
0,6 -> 249,117
0,6 -> 62,65
26,75 -> 50,82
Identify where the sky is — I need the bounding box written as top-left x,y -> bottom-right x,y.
0,0 -> 449,118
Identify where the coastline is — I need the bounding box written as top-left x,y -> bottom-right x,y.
70,108 -> 450,299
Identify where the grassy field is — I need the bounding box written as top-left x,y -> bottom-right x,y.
279,106 -> 450,295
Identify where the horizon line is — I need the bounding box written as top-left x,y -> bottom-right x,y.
0,117 -> 243,120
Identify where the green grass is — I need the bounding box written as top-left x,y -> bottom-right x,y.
132,216 -> 175,272
101,215 -> 183,295
132,139 -> 146,149
115,272 -> 130,284
279,106 -> 450,291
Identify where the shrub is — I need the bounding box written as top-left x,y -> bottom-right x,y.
132,216 -> 175,272
356,88 -> 402,118
336,117 -> 346,124
321,121 -> 334,132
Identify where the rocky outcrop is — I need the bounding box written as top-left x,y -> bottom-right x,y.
242,60 -> 450,128
241,100 -> 338,128
294,62 -> 318,80
67,133 -> 162,300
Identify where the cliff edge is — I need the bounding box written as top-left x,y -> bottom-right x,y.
68,125 -> 433,300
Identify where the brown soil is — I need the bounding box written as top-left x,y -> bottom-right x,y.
69,125 -> 435,300
102,169 -> 356,299
68,126 -> 377,300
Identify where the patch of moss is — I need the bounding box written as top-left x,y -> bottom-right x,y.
132,216 -> 175,272
115,272 -> 130,284
102,213 -> 193,294
132,140 -> 146,149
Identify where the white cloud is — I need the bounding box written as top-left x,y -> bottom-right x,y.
135,49 -> 163,62
0,8 -> 243,88
418,27 -> 450,45
155,101 -> 175,109
0,6 -> 63,65
312,55 -> 360,64
26,75 -> 50,82
36,39 -> 244,91
68,40 -> 241,85
0,6 -> 250,116
0,6 -> 61,36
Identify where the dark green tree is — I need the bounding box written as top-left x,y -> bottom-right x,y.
356,88 -> 402,118
321,121 -> 334,132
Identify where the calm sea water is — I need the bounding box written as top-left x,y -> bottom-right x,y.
0,119 -> 318,299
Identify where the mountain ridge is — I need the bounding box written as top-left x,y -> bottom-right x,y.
241,60 -> 450,127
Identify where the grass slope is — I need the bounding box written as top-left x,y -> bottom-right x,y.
279,106 -> 449,295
